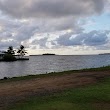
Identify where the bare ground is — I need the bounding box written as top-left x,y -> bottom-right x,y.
0,70 -> 110,110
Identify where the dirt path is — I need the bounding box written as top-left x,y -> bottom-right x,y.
0,70 -> 110,110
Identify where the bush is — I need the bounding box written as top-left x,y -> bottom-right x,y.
3,54 -> 17,61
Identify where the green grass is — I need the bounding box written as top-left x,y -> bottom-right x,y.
9,77 -> 110,110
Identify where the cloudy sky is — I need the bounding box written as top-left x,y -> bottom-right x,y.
0,0 -> 110,55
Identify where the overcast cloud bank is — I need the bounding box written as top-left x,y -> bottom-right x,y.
0,0 -> 110,54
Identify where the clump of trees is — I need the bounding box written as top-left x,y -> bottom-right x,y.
3,45 -> 27,61
3,53 -> 16,61
3,46 -> 16,61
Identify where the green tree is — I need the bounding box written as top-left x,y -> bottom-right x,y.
7,46 -> 15,55
3,46 -> 16,61
3,54 -> 16,61
17,45 -> 27,58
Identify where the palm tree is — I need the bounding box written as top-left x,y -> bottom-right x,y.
17,45 -> 27,58
7,46 -> 15,55
3,46 -> 16,61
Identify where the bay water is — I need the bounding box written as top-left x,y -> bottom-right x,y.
0,55 -> 110,79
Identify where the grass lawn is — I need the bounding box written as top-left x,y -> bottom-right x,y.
9,77 -> 110,110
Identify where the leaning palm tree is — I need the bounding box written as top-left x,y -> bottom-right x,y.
17,45 -> 27,58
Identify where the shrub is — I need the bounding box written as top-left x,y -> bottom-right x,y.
3,54 -> 17,61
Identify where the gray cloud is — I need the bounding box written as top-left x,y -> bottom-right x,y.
0,17 -> 39,42
0,0 -> 106,35
30,30 -> 110,50
55,33 -> 82,46
15,23 -> 38,41
56,30 -> 109,47
0,0 -> 104,18
0,0 -> 109,52
0,40 -> 19,50
84,31 -> 108,46
32,37 -> 48,48
0,16 -> 83,47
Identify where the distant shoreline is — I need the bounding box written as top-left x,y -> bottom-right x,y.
30,53 -> 56,56
99,53 -> 110,55
42,53 -> 56,55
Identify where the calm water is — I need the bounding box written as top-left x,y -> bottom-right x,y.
0,55 -> 110,79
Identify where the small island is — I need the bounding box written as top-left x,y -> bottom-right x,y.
0,45 -> 29,61
99,53 -> 110,55
42,53 -> 56,55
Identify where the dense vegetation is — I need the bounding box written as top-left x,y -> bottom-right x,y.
3,54 -> 16,61
1,45 -> 28,61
